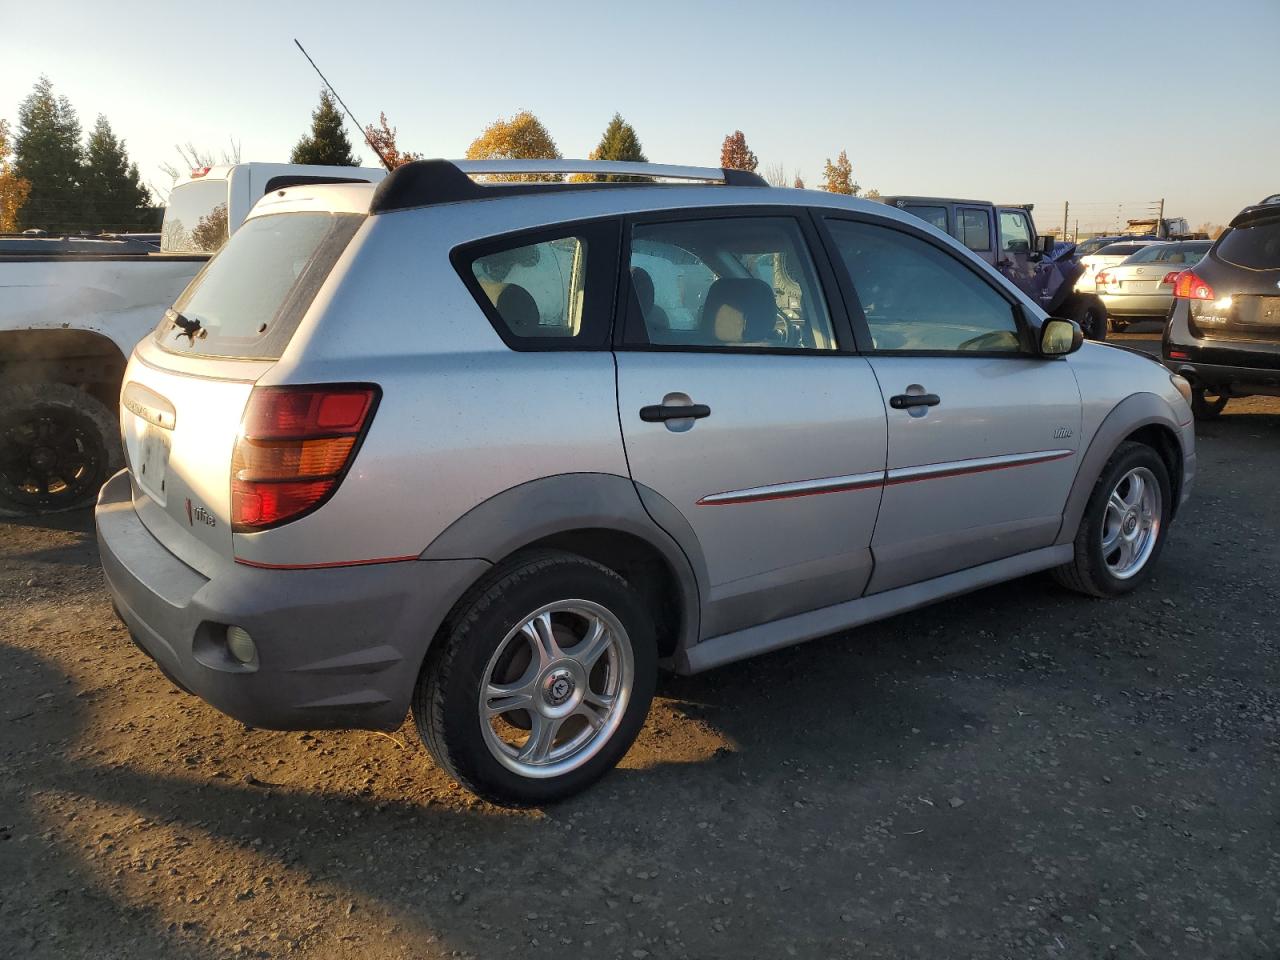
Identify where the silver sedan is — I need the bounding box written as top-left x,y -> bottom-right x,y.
1097,240 -> 1212,330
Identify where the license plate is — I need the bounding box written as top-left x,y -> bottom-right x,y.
138,426 -> 171,503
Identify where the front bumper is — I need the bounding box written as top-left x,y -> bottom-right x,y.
95,470 -> 490,730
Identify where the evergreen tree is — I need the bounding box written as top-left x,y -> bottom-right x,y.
83,115 -> 152,230
13,76 -> 84,232
290,90 -> 359,166
592,113 -> 646,181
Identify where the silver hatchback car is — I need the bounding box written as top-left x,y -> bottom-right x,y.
97,159 -> 1196,803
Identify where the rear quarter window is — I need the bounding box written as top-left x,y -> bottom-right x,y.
155,212 -> 363,359
1215,219 -> 1280,270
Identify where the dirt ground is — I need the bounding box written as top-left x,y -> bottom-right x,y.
2,331 -> 1278,959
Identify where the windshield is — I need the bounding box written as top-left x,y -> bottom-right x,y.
1096,242 -> 1154,258
155,212 -> 363,359
161,178 -> 231,254
1123,242 -> 1211,265
1215,218 -> 1280,270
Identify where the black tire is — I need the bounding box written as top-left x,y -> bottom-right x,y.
413,549 -> 658,805
1068,295 -> 1108,342
1191,386 -> 1229,421
1109,318 -> 1129,333
0,383 -> 122,518
1051,441 -> 1172,598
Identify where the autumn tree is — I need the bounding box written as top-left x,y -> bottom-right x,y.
821,149 -> 859,196
83,115 -> 153,230
363,112 -> 421,170
793,174 -> 805,190
0,120 -> 31,232
719,131 -> 758,172
466,111 -> 561,181
13,76 -> 84,231
291,90 -> 359,166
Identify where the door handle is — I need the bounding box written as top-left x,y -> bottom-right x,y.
889,393 -> 941,410
640,403 -> 711,422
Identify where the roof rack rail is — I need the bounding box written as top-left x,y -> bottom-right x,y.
369,158 -> 768,214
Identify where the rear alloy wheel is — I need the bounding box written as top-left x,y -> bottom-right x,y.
1191,386 -> 1229,420
1052,441 -> 1171,598
0,383 -> 121,517
414,550 -> 657,805
1109,318 -> 1130,333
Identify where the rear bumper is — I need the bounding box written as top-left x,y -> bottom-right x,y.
1100,291 -> 1173,318
95,470 -> 490,730
1162,301 -> 1280,395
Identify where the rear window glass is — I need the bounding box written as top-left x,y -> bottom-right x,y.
957,208 -> 991,251
1096,243 -> 1151,257
154,212 -> 362,359
160,179 -> 230,253
1125,242 -> 1211,264
902,205 -> 948,232
1215,219 -> 1280,270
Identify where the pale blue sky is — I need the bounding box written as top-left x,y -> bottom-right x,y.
3,0 -> 1276,230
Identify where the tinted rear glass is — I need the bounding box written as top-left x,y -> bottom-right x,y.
161,178 -> 230,253
155,212 -> 363,359
1215,219 -> 1280,270
1096,243 -> 1151,257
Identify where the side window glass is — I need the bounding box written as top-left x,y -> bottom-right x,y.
902,204 -> 949,233
827,218 -> 1022,354
628,217 -> 836,351
998,210 -> 1032,254
957,208 -> 991,252
470,236 -> 587,340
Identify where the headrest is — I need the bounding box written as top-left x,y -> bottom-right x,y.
701,277 -> 776,343
631,266 -> 655,315
481,282 -> 540,334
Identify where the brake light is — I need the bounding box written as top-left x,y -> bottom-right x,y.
190,166 -> 211,178
1095,271 -> 1110,286
1173,271 -> 1215,300
1161,271 -> 1181,285
231,385 -> 379,531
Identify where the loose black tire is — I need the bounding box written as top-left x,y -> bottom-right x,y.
1109,318 -> 1129,333
1068,295 -> 1108,342
1190,386 -> 1229,421
413,550 -> 658,805
0,383 -> 121,518
1051,441 -> 1172,598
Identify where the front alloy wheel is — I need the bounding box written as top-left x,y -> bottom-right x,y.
1100,466 -> 1161,580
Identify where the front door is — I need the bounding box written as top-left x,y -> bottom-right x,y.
996,206 -> 1038,296
822,213 -> 1082,594
613,212 -> 888,639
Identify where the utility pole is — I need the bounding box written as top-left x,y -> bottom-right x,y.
1156,197 -> 1165,238
1063,201 -> 1069,240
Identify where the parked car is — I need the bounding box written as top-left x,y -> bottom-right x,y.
1076,235 -> 1144,257
96,159 -> 1195,804
0,162 -> 385,517
1163,199 -> 1280,418
1097,240 -> 1212,331
1074,240 -> 1165,294
879,196 -> 1111,340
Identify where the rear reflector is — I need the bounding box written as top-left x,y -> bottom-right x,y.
1162,271 -> 1181,285
1168,350 -> 1190,360
1173,270 -> 1215,300
232,385 -> 379,532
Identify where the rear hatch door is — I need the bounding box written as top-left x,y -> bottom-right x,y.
122,208 -> 366,575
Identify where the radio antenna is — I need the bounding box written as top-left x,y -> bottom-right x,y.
293,39 -> 393,171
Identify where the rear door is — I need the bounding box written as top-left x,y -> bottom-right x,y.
821,213 -> 1081,594
122,209 -> 365,575
613,209 -> 887,639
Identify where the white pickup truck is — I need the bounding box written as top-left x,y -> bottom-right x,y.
0,162 -> 384,516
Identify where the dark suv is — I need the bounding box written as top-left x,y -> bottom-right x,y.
1163,197 -> 1280,418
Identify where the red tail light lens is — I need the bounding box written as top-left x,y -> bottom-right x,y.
1161,271 -> 1181,285
232,385 -> 379,531
1173,271 -> 1215,300
1095,271 -> 1110,286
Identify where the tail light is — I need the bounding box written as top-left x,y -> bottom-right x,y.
1173,271 -> 1215,300
1161,271 -> 1181,285
1095,271 -> 1110,286
231,384 -> 379,532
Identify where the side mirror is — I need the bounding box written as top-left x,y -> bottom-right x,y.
1040,317 -> 1084,356
1037,235 -> 1056,254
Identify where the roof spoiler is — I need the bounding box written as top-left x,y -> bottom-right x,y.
370,159 -> 768,214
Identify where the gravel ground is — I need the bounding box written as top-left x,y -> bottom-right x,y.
2,340 -> 1277,959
